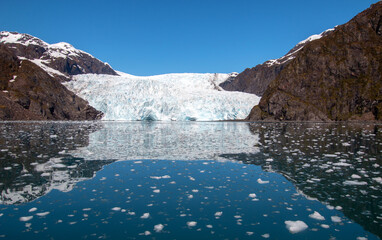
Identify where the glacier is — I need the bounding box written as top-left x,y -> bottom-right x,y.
64,72 -> 261,121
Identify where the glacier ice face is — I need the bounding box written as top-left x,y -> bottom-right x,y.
64,72 -> 260,121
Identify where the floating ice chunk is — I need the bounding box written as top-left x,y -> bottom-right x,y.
4,167 -> 12,170
206,225 -> 213,228
187,221 -> 197,227
82,208 -> 91,211
141,213 -> 150,219
373,177 -> 382,184
246,232 -> 254,236
214,211 -> 223,217
257,178 -> 269,184
324,154 -> 338,157
351,174 -> 362,179
192,189 -> 199,193
335,206 -> 343,210
100,177 -> 107,181
154,224 -> 164,232
342,142 -> 351,146
321,224 -> 330,229
261,233 -> 270,238
309,211 -> 325,221
331,216 -> 342,223
111,207 -> 121,211
29,207 -> 37,212
343,180 -> 367,186
249,193 -> 257,198
150,175 -> 171,180
265,158 -> 273,162
357,237 -> 368,240
333,162 -> 351,167
36,212 -> 50,217
189,176 -> 195,181
153,189 -> 160,193
284,220 -> 308,234
144,231 -> 151,235
20,216 -> 33,222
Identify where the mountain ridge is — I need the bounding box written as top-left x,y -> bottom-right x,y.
246,1 -> 382,121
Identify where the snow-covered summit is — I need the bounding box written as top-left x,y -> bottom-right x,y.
265,28 -> 335,67
0,31 -> 117,78
64,72 -> 260,121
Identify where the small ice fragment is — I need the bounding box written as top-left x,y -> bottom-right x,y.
309,211 -> 325,221
144,231 -> 151,235
335,206 -> 343,210
321,224 -> 330,229
351,174 -> 361,179
214,212 -> 223,217
246,232 -> 254,236
154,224 -> 164,232
153,189 -> 160,193
357,237 -> 368,240
192,189 -> 199,193
82,208 -> 91,211
141,213 -> 150,219
189,176 -> 195,181
262,233 -> 270,238
343,180 -> 367,186
187,221 -> 197,227
36,212 -> 50,217
373,177 -> 382,184
20,216 -> 33,222
331,216 -> 342,223
100,177 -> 107,181
206,225 -> 213,228
111,207 -> 121,211
257,178 -> 269,184
29,207 -> 37,212
285,220 -> 308,234
249,193 -> 257,198
266,158 -> 273,162
324,154 -> 338,157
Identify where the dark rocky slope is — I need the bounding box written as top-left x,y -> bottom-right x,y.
247,2 -> 382,121
220,29 -> 333,97
0,32 -> 118,120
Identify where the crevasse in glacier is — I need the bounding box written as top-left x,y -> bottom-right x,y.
64,72 -> 261,121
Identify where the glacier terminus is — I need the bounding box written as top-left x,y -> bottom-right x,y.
64,72 -> 261,121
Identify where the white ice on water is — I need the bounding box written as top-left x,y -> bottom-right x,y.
64,72 -> 261,121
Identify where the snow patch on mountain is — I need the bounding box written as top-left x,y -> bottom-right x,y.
64,73 -> 260,121
265,28 -> 335,67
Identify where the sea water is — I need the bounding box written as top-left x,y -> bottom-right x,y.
0,121 -> 380,239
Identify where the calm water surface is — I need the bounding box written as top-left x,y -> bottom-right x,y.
0,122 -> 381,239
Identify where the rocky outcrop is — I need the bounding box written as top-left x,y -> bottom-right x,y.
0,45 -> 103,120
220,29 -> 333,97
247,2 -> 382,121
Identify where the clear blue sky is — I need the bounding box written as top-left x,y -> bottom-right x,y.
1,0 -> 379,76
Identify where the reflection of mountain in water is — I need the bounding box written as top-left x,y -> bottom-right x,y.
222,122 -> 382,239
68,122 -> 260,161
0,122 -> 115,205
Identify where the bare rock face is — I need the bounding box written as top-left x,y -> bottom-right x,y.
247,2 -> 382,121
220,29 -> 333,97
0,44 -> 103,120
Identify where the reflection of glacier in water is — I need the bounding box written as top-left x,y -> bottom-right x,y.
68,122 -> 260,161
0,122 -> 114,205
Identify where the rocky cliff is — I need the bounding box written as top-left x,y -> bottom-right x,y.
220,29 -> 333,96
247,2 -> 382,121
0,32 -> 118,120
